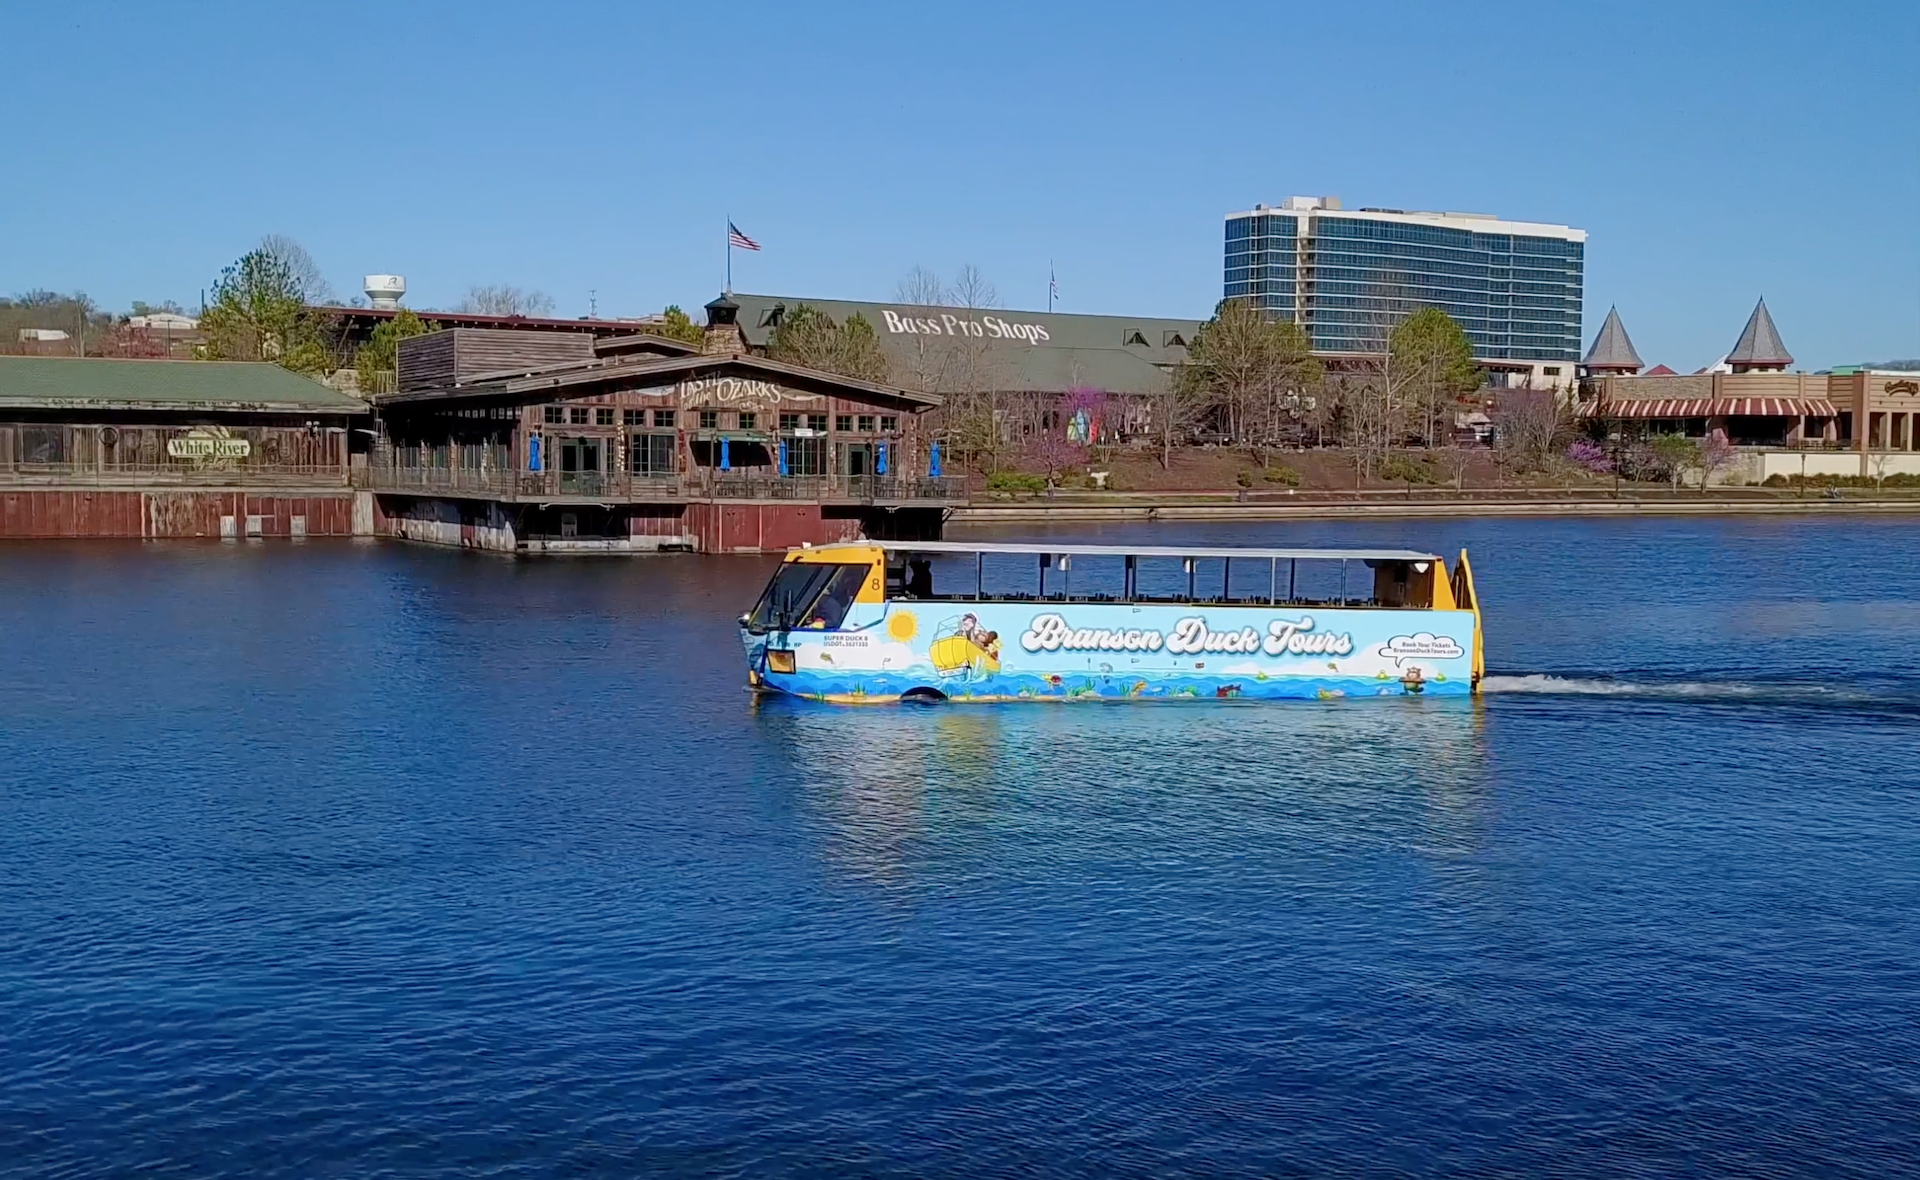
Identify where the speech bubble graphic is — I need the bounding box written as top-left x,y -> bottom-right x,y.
1382,632 -> 1465,666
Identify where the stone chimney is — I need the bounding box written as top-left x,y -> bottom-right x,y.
702,293 -> 747,355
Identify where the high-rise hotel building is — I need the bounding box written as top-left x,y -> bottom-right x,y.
1224,196 -> 1586,387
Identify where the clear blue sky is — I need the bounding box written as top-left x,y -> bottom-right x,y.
5,0 -> 1915,370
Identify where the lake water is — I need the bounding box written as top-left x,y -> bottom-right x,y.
3,517 -> 1918,1178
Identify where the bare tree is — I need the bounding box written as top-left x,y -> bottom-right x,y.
932,265 -> 1008,472
1492,387 -> 1577,477
457,285 -> 556,317
893,265 -> 946,308
258,234 -> 335,305
1151,368 -> 1208,469
949,265 -> 998,311
1336,273 -> 1420,483
1436,445 -> 1476,491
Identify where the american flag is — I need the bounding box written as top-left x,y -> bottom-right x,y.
728,222 -> 761,251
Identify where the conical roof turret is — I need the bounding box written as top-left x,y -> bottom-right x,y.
1726,298 -> 1792,372
1582,306 -> 1643,373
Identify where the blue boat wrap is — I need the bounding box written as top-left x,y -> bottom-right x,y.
744,601 -> 1476,701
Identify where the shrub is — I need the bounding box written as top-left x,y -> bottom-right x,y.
1760,472 -> 1920,490
1379,454 -> 1437,485
1261,465 -> 1303,486
1235,470 -> 1255,488
985,471 -> 1047,493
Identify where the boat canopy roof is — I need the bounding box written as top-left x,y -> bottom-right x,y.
804,540 -> 1444,563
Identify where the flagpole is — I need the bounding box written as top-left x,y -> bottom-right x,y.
726,215 -> 732,294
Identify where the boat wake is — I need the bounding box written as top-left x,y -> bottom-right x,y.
1480,673 -> 1910,709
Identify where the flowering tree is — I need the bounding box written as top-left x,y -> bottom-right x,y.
1025,427 -> 1086,487
1566,438 -> 1614,475
1696,434 -> 1738,491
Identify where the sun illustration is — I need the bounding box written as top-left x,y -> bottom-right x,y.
887,611 -> 920,642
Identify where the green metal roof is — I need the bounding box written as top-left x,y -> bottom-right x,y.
724,292 -> 1202,393
0,357 -> 369,413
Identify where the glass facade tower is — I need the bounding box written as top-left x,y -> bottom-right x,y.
1225,200 -> 1585,365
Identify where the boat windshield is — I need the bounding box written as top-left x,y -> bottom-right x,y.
746,562 -> 870,632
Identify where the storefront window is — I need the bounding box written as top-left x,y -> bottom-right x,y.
630,433 -> 676,474
786,435 -> 826,476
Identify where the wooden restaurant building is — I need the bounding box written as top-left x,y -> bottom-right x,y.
0,356 -> 368,539
368,296 -> 957,553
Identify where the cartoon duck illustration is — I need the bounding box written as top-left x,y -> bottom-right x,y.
928,613 -> 1001,677
1315,688 -> 1346,700
1399,667 -> 1427,695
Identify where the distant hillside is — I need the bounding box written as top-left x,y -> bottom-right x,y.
1854,359 -> 1920,371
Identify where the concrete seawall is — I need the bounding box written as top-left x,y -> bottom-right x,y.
949,496 -> 1920,524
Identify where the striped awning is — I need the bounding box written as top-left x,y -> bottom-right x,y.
1599,397 -> 1839,419
1601,398 -> 1715,419
1718,397 -> 1838,417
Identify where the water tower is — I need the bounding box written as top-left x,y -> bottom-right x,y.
364,275 -> 406,310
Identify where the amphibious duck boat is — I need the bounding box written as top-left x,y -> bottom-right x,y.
740,540 -> 1483,703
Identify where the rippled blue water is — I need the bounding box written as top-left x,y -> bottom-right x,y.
3,517 -> 1918,1177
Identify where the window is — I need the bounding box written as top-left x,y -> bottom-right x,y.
857,415 -> 875,432
624,409 -> 645,425
835,414 -> 854,433
880,415 -> 898,433
630,433 -> 676,474
652,409 -> 676,428
745,561 -> 871,631
779,412 -> 800,432
786,435 -> 827,476
700,409 -> 719,430
19,426 -> 64,464
738,411 -> 757,431
807,413 -> 828,433
1543,366 -> 1562,377
596,407 -> 614,426
569,406 -> 589,425
544,406 -> 563,424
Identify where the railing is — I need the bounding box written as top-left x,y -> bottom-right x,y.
1769,438 -> 1852,452
367,465 -> 683,500
0,462 -> 350,488
706,474 -> 966,502
361,463 -> 967,503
